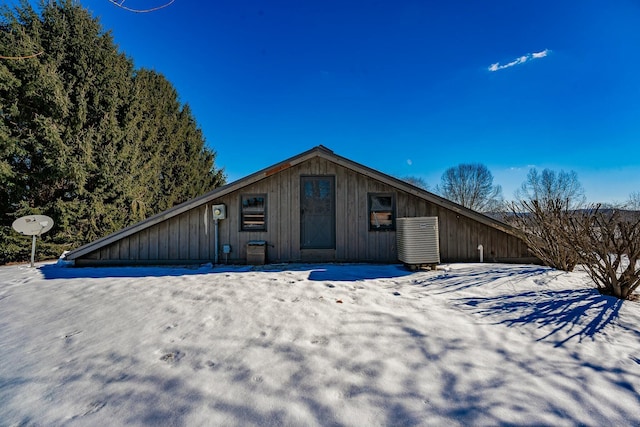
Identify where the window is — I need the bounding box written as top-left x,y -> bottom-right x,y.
241,194 -> 266,231
369,193 -> 395,230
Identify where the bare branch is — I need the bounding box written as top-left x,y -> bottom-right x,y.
506,199 -> 581,271
0,51 -> 44,60
107,0 -> 175,13
437,163 -> 503,212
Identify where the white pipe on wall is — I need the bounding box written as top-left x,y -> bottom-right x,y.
477,244 -> 484,263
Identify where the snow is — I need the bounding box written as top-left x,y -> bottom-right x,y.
1,261 -> 639,426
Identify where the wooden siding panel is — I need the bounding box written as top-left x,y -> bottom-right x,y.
129,232 -> 139,260
396,192 -> 407,218
280,168 -> 292,262
166,218 -> 176,259
268,171 -> 280,262
439,207 -> 450,259
335,167 -> 346,259
278,169 -> 287,262
290,167 -> 301,261
440,210 -> 452,261
343,169 -> 355,260
177,212 -> 188,259
158,220 -> 169,260
119,237 -> 129,260
188,208 -> 200,260
310,157 -> 320,174
149,223 -> 160,260
356,173 -> 367,260
496,229 -> 506,260
109,240 -> 119,260
119,236 -> 130,261
463,217 -> 472,261
497,227 -> 508,259
137,228 -> 149,260
198,205 -> 210,261
231,194 -> 240,259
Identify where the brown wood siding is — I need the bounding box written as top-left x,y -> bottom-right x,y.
76,157 -> 533,265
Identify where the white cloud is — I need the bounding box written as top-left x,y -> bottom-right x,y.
488,49 -> 550,72
532,49 -> 550,59
508,164 -> 537,172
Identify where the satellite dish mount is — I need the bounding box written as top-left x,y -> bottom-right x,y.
11,215 -> 54,267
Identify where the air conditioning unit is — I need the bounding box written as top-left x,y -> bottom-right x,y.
396,217 -> 440,269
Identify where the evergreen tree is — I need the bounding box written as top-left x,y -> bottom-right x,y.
0,0 -> 225,263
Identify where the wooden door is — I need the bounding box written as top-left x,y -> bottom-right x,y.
300,176 -> 335,249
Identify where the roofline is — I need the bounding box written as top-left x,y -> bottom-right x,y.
65,145 -> 518,260
319,148 -> 517,235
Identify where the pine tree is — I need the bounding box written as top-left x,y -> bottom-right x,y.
0,0 -> 225,263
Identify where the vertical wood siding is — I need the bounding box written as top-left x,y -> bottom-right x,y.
78,158 -> 531,265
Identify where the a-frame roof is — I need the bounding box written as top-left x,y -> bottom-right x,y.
65,145 -> 517,261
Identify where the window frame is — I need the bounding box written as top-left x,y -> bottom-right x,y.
368,193 -> 396,231
240,194 -> 267,231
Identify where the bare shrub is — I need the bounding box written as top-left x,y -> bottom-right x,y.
507,168 -> 585,271
506,198 -> 580,271
567,208 -> 640,300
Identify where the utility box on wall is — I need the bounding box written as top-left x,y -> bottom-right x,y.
246,240 -> 266,265
212,204 -> 226,220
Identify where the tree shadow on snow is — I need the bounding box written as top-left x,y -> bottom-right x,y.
412,264 -> 555,294
0,350 -> 206,426
37,263 -> 251,280
306,263 -> 414,282
38,262 -> 412,281
456,288 -> 635,346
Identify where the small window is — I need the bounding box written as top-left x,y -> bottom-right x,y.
241,194 -> 266,231
369,193 -> 395,230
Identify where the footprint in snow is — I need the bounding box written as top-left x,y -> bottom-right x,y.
64,330 -> 82,344
70,401 -> 106,420
310,336 -> 329,346
160,350 -> 184,363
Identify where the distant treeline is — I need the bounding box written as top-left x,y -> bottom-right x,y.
0,1 -> 225,263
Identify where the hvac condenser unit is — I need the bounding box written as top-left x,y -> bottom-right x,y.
396,217 -> 440,269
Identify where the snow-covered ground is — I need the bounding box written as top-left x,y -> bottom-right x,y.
1,261 -> 638,426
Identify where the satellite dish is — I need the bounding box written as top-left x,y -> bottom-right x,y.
12,215 -> 54,236
12,215 -> 54,267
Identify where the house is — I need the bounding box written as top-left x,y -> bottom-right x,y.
64,146 -> 534,266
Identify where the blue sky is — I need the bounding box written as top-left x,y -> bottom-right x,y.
80,1 -> 640,202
